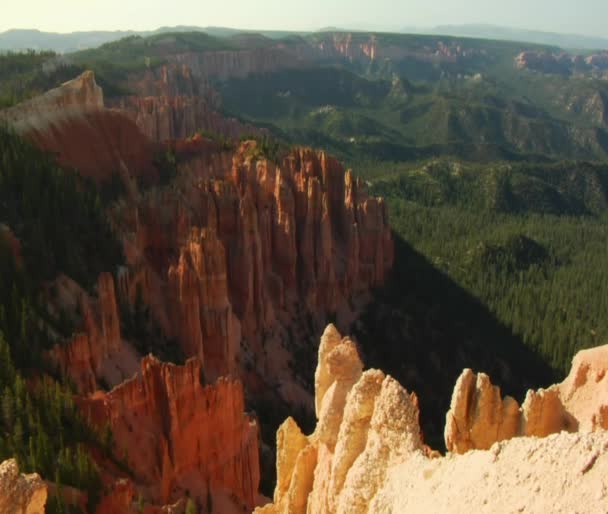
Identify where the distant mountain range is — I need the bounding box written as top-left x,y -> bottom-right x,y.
408,24 -> 608,51
0,26 -> 298,53
1,23 -> 608,53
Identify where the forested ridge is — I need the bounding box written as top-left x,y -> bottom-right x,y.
0,126 -> 125,513
366,158 -> 608,375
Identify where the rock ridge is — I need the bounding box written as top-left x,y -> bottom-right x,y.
258,326 -> 608,514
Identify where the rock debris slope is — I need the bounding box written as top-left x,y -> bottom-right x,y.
258,325 -> 608,514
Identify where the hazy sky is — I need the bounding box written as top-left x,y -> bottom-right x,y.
2,0 -> 607,37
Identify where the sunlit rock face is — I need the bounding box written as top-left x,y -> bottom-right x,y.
78,355 -> 259,510
0,459 -> 47,514
445,344 -> 608,453
258,327 -> 608,514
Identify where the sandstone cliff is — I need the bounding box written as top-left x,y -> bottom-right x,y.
258,326 -> 608,514
0,459 -> 47,514
79,355 -> 259,510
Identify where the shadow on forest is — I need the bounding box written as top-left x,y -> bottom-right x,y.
352,232 -> 557,450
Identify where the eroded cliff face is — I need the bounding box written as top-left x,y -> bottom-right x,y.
79,355 -> 259,510
0,459 -> 47,514
49,273 -> 139,394
114,141 -> 393,388
0,71 -> 156,183
259,326 -> 608,514
445,344 -> 608,453
111,65 -> 265,142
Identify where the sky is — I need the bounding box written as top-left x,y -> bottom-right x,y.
1,0 -> 607,38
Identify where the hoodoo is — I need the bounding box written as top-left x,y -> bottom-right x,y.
258,326 -> 608,514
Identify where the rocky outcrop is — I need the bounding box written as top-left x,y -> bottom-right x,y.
259,327 -> 608,514
49,273 -> 139,394
0,70 -> 103,131
256,325 -> 424,514
445,344 -> 608,453
515,49 -> 608,75
373,430 -> 608,514
117,141 -> 393,388
0,459 -> 47,514
0,224 -> 21,266
0,71 -> 156,183
79,355 -> 259,510
167,227 -> 241,379
172,48 -> 302,81
116,94 -> 265,142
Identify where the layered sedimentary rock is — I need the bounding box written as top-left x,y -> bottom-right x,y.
259,327 -> 608,514
0,459 -> 47,514
445,344 -> 608,453
515,49 -> 608,74
167,227 -> 241,378
79,356 -> 259,510
49,273 -> 139,394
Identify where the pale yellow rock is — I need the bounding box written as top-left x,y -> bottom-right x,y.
445,369 -> 520,453
521,388 -> 566,437
274,417 -> 308,503
372,431 -> 608,514
336,375 -> 423,514
313,338 -> 363,450
284,444 -> 317,514
314,324 -> 342,417
445,346 -> 608,453
327,369 -> 385,511
258,328 -> 608,514
0,459 -> 47,514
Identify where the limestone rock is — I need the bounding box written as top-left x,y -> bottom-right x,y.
0,459 -> 47,514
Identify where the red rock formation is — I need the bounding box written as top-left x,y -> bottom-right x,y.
172,48 -> 301,80
119,141 -> 393,386
167,227 -> 241,379
50,273 -> 138,394
79,356 -> 259,510
0,71 -> 156,184
116,95 -> 265,142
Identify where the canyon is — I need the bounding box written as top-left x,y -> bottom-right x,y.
1,35 -> 608,514
0,68 -> 393,512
